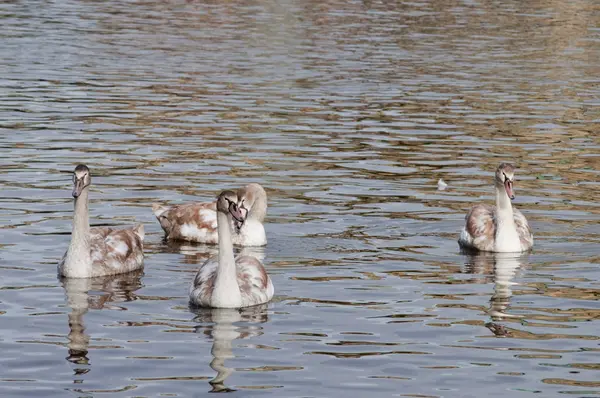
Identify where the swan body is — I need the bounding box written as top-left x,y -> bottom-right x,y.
153,183 -> 267,246
189,190 -> 274,308
458,163 -> 533,253
58,165 -> 145,278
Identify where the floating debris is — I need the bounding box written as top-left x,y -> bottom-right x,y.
437,178 -> 448,191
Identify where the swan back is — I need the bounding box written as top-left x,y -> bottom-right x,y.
152,201 -> 219,244
88,225 -> 145,276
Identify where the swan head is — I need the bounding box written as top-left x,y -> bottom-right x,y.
236,183 -> 267,223
217,190 -> 245,223
495,163 -> 515,200
72,164 -> 91,198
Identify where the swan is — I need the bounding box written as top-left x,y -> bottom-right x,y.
152,183 -> 267,246
458,163 -> 533,252
58,164 -> 145,278
189,190 -> 274,308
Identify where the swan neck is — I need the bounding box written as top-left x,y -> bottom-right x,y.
493,185 -> 522,252
217,212 -> 235,267
62,187 -> 92,277
73,189 -> 90,237
214,211 -> 239,300
248,195 -> 267,222
495,184 -> 513,216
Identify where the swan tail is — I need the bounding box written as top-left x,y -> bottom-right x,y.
152,203 -> 168,218
133,224 -> 145,240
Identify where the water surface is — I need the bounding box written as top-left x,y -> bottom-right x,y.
1,0 -> 600,396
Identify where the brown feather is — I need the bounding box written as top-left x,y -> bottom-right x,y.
155,202 -> 219,243
88,226 -> 144,277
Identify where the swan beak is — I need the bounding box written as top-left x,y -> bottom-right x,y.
229,202 -> 245,224
234,219 -> 243,233
504,179 -> 515,200
233,203 -> 249,232
72,178 -> 84,198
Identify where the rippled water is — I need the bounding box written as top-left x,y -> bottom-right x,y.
2,0 -> 600,396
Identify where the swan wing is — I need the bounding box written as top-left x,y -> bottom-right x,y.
90,225 -> 144,276
189,257 -> 218,307
459,204 -> 496,251
513,208 -> 534,250
236,256 -> 274,306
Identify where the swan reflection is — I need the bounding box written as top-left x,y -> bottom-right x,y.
191,304 -> 269,392
162,240 -> 265,265
463,252 -> 529,335
488,253 -> 525,321
60,271 -> 143,378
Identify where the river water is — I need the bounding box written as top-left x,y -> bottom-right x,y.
1,0 -> 600,397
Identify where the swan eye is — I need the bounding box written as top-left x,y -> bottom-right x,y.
225,198 -> 237,210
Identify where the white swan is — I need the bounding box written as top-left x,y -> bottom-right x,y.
152,183 -> 267,247
458,163 -> 533,252
189,190 -> 274,308
58,164 -> 145,278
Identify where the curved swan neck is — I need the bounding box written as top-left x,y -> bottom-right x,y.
248,194 -> 267,222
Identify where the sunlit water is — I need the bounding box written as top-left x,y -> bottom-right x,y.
1,0 -> 600,396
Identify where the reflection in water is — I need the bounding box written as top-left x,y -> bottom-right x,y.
161,240 -> 219,265
192,305 -> 269,392
464,252 -> 526,336
63,278 -> 91,372
488,253 -> 525,322
60,271 -> 143,381
160,241 -> 266,265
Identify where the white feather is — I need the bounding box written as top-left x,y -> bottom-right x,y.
199,209 -> 218,229
180,223 -> 210,241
